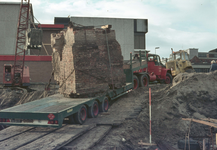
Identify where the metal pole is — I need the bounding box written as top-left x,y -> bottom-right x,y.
105,29 -> 114,90
149,88 -> 152,143
216,133 -> 217,148
203,138 -> 205,150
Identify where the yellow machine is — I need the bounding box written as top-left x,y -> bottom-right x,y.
166,49 -> 194,77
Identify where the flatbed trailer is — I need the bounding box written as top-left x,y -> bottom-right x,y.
0,53 -> 143,128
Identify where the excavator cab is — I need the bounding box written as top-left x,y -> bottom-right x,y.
3,65 -> 12,86
166,49 -> 194,76
3,64 -> 30,87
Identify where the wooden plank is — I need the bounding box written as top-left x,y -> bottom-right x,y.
42,43 -> 49,55
182,118 -> 217,128
17,124 -> 96,150
0,127 -> 57,150
101,25 -> 112,29
216,134 -> 217,146
138,140 -> 156,146
201,118 -> 217,123
62,125 -> 112,150
43,43 -> 51,45
0,126 -> 33,142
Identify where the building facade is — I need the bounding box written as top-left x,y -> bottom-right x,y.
0,2 -> 148,83
187,48 -> 217,72
0,2 -> 34,55
55,17 -> 148,60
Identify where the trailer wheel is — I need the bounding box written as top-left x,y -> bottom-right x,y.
133,75 -> 139,89
140,74 -> 149,87
88,101 -> 99,118
74,105 -> 87,124
165,73 -> 172,84
99,97 -> 109,112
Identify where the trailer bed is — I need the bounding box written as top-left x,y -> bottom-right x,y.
0,83 -> 133,128
2,94 -> 93,113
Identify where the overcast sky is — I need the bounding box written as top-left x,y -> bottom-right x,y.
3,0 -> 217,58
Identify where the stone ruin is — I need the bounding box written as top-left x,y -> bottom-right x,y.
51,23 -> 126,97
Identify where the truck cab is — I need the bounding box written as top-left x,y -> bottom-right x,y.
147,54 -> 172,84
131,50 -> 172,89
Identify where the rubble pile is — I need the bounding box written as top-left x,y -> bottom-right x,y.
51,25 -> 126,96
97,71 -> 217,149
137,71 -> 217,146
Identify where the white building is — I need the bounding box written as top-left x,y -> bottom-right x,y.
0,2 -> 34,55
55,17 -> 148,60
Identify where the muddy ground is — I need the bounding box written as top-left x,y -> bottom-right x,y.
0,71 -> 217,149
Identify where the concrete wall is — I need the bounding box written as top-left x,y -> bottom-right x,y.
0,3 -> 20,55
187,48 -> 198,59
70,17 -> 135,60
0,60 -> 54,83
0,2 -> 33,55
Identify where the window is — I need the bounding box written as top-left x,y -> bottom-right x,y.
198,53 -> 207,57
134,32 -> 145,49
184,52 -> 189,60
148,55 -> 160,65
194,68 -> 209,73
175,53 -> 181,60
181,52 -> 185,60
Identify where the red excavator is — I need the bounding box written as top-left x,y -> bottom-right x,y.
3,0 -> 42,87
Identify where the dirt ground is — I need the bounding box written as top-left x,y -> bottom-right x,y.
0,71 -> 217,149
92,71 -> 217,150
0,84 -> 58,110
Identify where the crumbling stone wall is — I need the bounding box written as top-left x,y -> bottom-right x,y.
51,25 -> 126,96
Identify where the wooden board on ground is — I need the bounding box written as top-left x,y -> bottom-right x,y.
0,126 -> 33,142
17,124 -> 95,150
138,140 -> 156,146
182,118 -> 217,128
0,127 -> 57,150
62,125 -> 112,150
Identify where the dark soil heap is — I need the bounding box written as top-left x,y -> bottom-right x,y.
138,71 -> 217,147
51,24 -> 126,96
93,71 -> 217,149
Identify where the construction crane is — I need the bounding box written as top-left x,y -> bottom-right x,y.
3,0 -> 42,87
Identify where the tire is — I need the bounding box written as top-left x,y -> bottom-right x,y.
88,101 -> 99,118
133,75 -> 139,89
74,105 -> 87,124
99,97 -> 109,112
140,74 -> 149,87
165,73 -> 172,84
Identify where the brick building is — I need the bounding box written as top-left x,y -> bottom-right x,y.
0,55 -> 52,83
187,48 -> 217,72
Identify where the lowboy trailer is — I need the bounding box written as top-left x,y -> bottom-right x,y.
0,53 -> 145,128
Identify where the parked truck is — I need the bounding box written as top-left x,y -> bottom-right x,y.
129,50 -> 172,89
